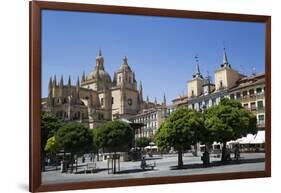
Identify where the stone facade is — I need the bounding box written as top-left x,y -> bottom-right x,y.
130,107 -> 167,139
228,73 -> 265,129
41,50 -> 158,129
172,48 -> 265,128
172,48 -> 250,111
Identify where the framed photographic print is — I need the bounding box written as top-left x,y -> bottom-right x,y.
30,1 -> 271,192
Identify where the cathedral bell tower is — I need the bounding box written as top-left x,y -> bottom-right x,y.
115,56 -> 136,89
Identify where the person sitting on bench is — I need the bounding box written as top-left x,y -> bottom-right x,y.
140,156 -> 155,170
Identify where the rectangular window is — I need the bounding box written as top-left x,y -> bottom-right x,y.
257,101 -> 264,110
250,102 -> 256,111
243,103 -> 249,109
236,92 -> 241,99
112,97 -> 114,104
249,89 -> 255,96
192,104 -> 195,110
101,98 -> 104,106
230,94 -> 235,99
258,114 -> 265,125
212,99 -> 216,105
256,87 -> 262,94
242,90 -> 248,97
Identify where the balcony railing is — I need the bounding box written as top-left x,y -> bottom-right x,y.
239,93 -> 264,102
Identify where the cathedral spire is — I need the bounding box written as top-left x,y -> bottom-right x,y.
146,96 -> 149,102
154,97 -> 157,105
68,75 -> 71,86
59,75 -> 64,88
53,75 -> 57,86
48,76 -> 53,89
98,48 -> 102,56
82,71 -> 85,82
48,76 -> 53,97
163,93 -> 166,105
96,49 -> 104,70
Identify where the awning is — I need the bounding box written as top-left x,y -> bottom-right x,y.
234,131 -> 265,144
120,118 -> 132,123
144,145 -> 158,149
250,130 -> 265,144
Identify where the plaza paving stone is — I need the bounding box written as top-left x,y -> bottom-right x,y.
42,152 -> 265,185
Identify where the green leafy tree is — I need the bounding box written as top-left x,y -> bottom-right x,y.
135,137 -> 151,151
155,107 -> 205,169
204,98 -> 257,162
41,112 -> 62,171
45,136 -> 59,169
95,120 -> 134,173
56,122 -> 93,172
45,136 -> 59,154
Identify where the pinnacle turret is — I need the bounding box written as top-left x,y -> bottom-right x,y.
68,75 -> 71,86
59,75 -> 64,88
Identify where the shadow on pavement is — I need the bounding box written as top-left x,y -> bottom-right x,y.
144,157 -> 163,161
74,168 -> 109,174
117,168 -> 157,174
170,158 -> 265,170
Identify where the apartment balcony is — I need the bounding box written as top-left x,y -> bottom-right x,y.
239,93 -> 264,103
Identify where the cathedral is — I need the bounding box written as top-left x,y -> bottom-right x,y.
41,50 -> 163,128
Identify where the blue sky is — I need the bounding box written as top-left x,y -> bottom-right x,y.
42,10 -> 265,104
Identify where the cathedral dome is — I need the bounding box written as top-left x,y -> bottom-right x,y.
87,68 -> 112,83
86,49 -> 112,84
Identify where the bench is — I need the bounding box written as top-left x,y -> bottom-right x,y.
141,161 -> 156,170
84,162 -> 97,174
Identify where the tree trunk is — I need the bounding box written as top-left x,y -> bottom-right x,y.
113,152 -> 116,174
178,149 -> 183,169
41,151 -> 46,172
70,154 -> 74,173
221,142 -> 227,162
